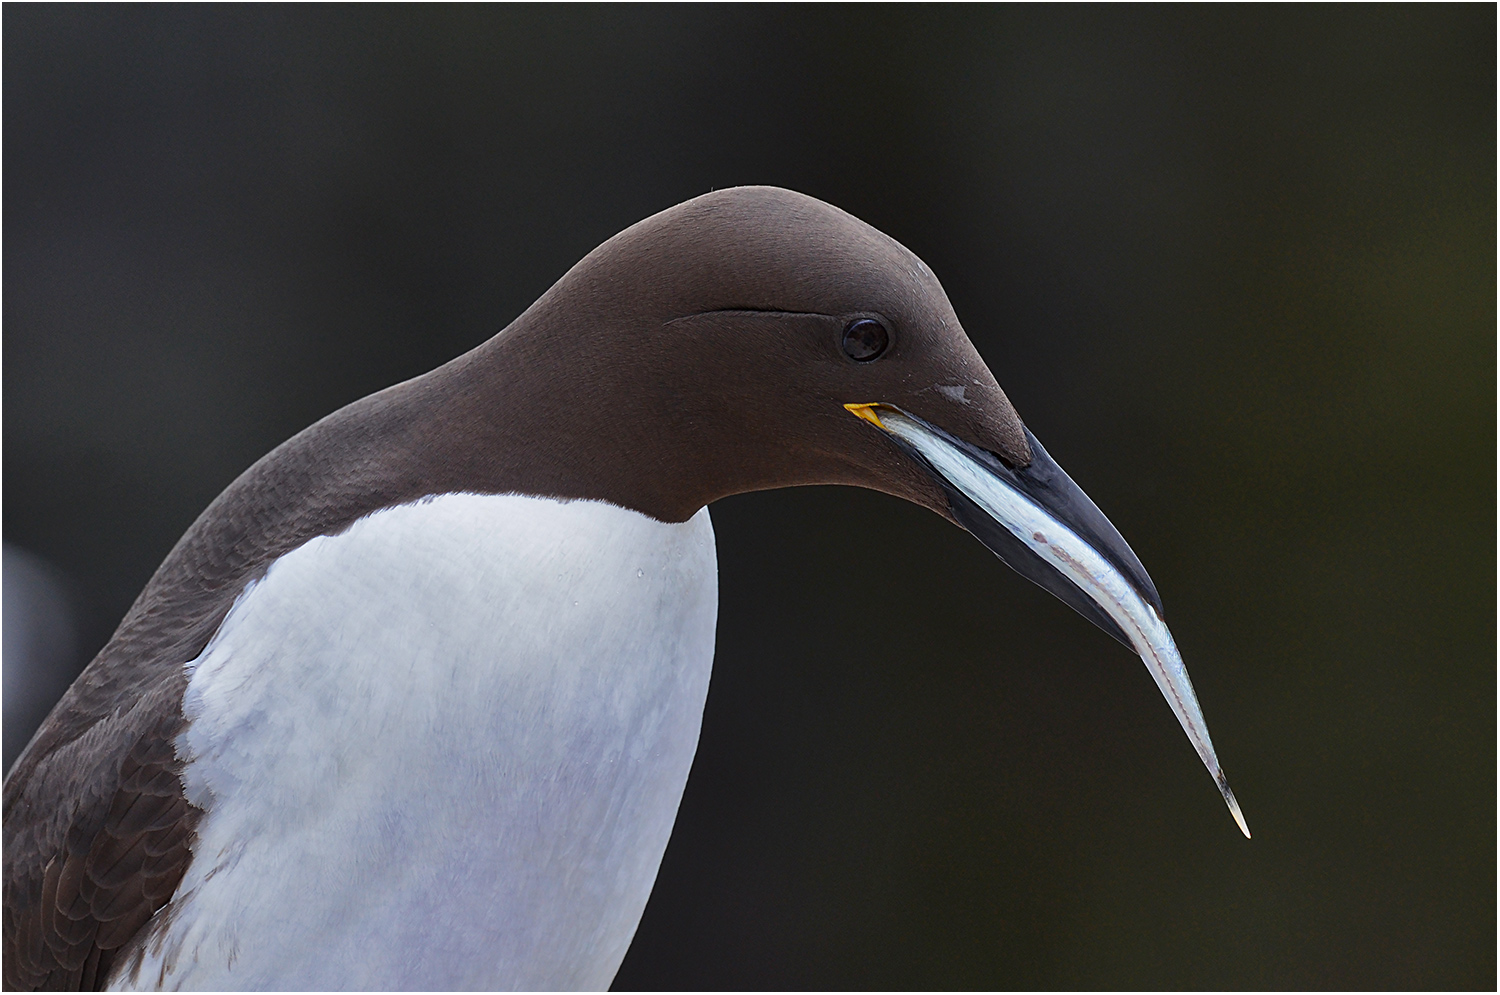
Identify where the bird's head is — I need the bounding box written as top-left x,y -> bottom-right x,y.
485,186 -> 1155,645
449,186 -> 1245,834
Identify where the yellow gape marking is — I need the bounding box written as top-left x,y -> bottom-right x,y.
843,403 -> 887,430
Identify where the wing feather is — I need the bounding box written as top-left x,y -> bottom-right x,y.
4,382 -> 471,990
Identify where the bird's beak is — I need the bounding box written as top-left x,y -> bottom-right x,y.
845,403 -> 1250,838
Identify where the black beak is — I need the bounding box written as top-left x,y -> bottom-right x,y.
878,411 -> 1161,652
843,402 -> 1249,838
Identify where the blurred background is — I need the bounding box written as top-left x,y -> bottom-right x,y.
4,6 -> 1493,988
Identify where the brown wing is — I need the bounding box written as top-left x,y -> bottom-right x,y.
4,713 -> 200,991
2,446 -> 303,990
1,495 -> 258,994
3,354 -> 526,990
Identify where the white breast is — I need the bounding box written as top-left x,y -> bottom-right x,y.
110,493 -> 718,991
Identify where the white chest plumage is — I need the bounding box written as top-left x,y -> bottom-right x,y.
110,493 -> 718,991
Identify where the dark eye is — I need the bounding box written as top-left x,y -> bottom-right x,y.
842,318 -> 889,362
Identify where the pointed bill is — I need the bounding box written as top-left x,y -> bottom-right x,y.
847,403 -> 1249,838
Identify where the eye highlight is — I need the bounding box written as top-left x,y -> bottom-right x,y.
842,318 -> 889,362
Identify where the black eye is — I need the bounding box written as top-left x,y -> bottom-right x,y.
842,318 -> 889,362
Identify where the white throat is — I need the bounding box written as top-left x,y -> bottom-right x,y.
111,493 -> 718,991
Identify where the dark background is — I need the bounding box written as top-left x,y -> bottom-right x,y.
4,5 -> 1494,989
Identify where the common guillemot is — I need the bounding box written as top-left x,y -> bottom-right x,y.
3,186 -> 1245,991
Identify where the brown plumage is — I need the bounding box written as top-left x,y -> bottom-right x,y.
4,187 -> 1043,989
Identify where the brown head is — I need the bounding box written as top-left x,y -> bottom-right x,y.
385,185 -> 1159,650
426,185 -> 1025,521
425,184 -> 1247,833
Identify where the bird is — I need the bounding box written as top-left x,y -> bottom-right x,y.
3,185 -> 1247,991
